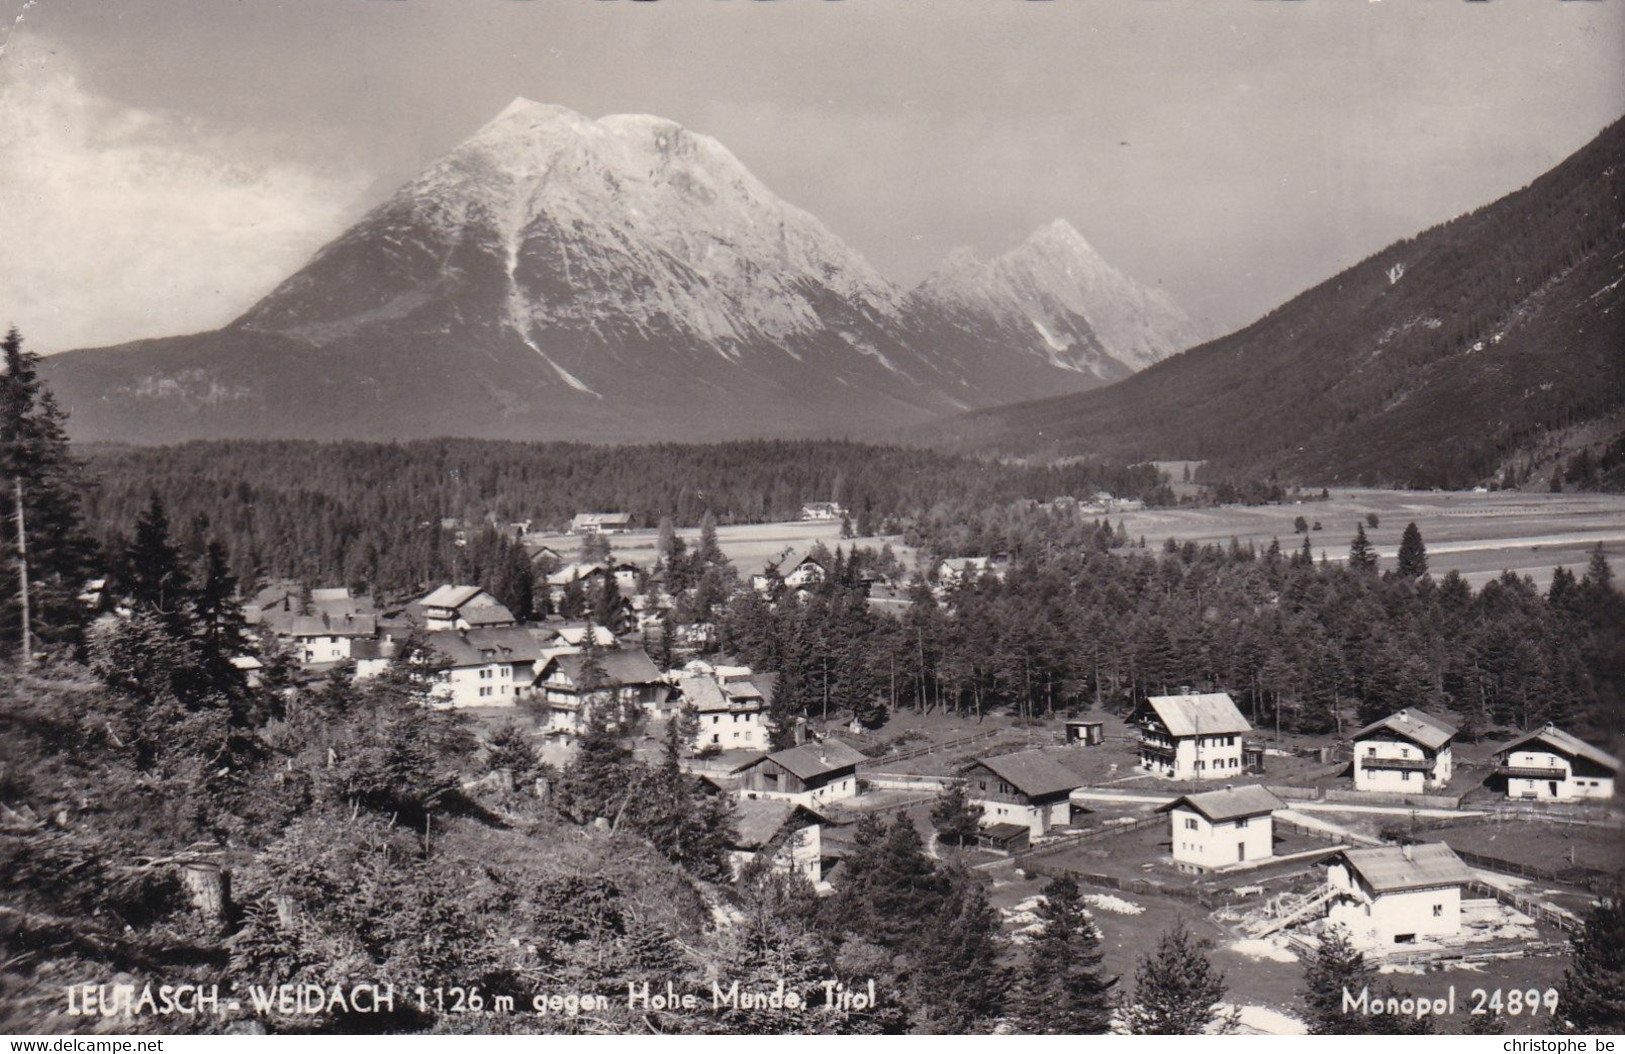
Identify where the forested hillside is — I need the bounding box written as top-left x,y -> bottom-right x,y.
924,118 -> 1625,489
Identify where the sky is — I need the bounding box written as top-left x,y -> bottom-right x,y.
1,0 -> 1621,353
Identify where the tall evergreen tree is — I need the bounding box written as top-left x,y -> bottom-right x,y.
1348,523 -> 1378,574
1013,874 -> 1114,1033
0,326 -> 98,654
1396,522 -> 1428,579
928,781 -> 982,848
1124,919 -> 1234,1035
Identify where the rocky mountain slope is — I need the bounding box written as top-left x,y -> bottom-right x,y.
39,100 -> 1195,444
922,118 -> 1625,489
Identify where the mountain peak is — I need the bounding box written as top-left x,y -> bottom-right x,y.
1021,218 -> 1101,259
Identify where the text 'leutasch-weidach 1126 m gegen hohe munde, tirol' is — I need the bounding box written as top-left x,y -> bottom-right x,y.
2,0 -> 1624,1044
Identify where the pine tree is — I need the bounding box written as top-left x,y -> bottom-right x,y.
0,326 -> 99,654
1396,522 -> 1428,579
1555,893 -> 1625,1033
121,494 -> 192,625
622,716 -> 735,881
910,863 -> 1005,1033
1582,542 -> 1614,593
1349,524 -> 1378,574
1013,874 -> 1114,1033
1124,919 -> 1234,1035
1300,925 -> 1375,1034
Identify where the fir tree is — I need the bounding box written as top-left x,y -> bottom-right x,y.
911,864 -> 1005,1033
1396,522 -> 1428,579
0,327 -> 98,654
1555,893 -> 1625,1033
1349,523 -> 1378,574
1300,925 -> 1375,1034
1013,874 -> 1114,1033
1124,919 -> 1235,1035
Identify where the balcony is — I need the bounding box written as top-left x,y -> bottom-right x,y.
1496,764 -> 1567,781
1140,740 -> 1176,762
1358,756 -> 1433,772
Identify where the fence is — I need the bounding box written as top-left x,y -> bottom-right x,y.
1274,816 -> 1354,846
860,728 -> 1004,766
1454,848 -> 1614,893
1010,814 -> 1163,869
1320,787 -> 1465,809
1466,879 -> 1583,935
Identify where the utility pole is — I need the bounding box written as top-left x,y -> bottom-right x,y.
15,477 -> 30,670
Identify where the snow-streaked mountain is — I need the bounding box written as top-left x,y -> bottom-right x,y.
903,220 -> 1202,399
41,100 -> 1196,443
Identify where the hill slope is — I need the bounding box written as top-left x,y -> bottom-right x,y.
37,100 -> 1194,444
923,119 -> 1625,488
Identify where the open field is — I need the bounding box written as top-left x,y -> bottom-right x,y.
1110,489 -> 1625,590
529,519 -> 917,578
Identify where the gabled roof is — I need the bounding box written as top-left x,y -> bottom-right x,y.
744,738 -> 867,781
1143,693 -> 1252,737
678,673 -> 734,713
286,613 -> 377,639
1332,843 -> 1472,893
971,751 -> 1086,798
419,584 -> 487,610
1353,709 -> 1457,752
425,627 -> 542,669
1495,724 -> 1621,773
731,800 -> 832,850
1159,785 -> 1283,823
543,647 -> 663,687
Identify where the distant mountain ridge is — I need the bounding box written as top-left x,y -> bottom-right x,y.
921,118 -> 1625,489
38,99 -> 1196,444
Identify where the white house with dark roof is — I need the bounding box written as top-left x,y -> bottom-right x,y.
1351,708 -> 1456,792
1325,843 -> 1474,948
1135,692 -> 1252,780
1493,724 -> 1619,801
423,626 -> 541,708
964,751 -> 1086,836
734,739 -> 866,807
284,612 -> 378,666
681,671 -> 770,752
1159,785 -> 1282,871
414,585 -> 517,632
536,647 -> 669,735
729,799 -> 836,886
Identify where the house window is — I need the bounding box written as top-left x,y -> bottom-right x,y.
1432,905 -> 1443,917
1403,771 -> 1413,781
1184,818 -> 1198,831
1236,818 -> 1248,828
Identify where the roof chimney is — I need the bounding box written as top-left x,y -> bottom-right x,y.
1398,709 -> 1408,720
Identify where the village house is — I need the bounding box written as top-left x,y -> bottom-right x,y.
1134,692 -> 1252,780
963,751 -> 1086,837
681,669 -> 772,753
1159,785 -> 1282,872
1492,723 -> 1619,801
282,612 -> 379,666
423,627 -> 542,709
546,562 -> 641,605
799,502 -> 848,522
729,799 -> 837,887
1351,708 -> 1456,793
1324,843 -> 1473,948
750,549 -> 827,593
734,738 -> 867,807
536,647 -> 669,735
349,636 -> 401,681
569,512 -> 632,535
413,585 -> 517,632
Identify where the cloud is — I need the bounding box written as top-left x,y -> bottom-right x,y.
0,45 -> 373,353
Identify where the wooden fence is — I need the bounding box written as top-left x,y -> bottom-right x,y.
1010,814 -> 1163,870
1466,879 -> 1584,934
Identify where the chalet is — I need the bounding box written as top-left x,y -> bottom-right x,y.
536,647 -> 669,735
1492,723 -> 1619,801
423,627 -> 541,708
1064,720 -> 1105,746
729,799 -> 836,886
1135,692 -> 1252,780
414,585 -> 517,632
282,612 -> 378,666
570,512 -> 632,535
751,549 -> 826,593
963,751 -> 1085,837
681,671 -> 770,752
1325,843 -> 1473,948
536,621 -> 620,650
350,636 -> 401,681
1351,709 -> 1456,793
734,738 -> 867,807
1158,785 -> 1282,872
799,502 -> 848,522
